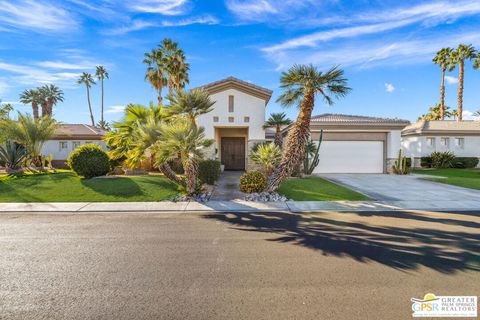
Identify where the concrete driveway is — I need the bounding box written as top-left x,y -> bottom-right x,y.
321,174 -> 480,201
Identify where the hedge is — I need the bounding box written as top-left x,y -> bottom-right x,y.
67,144 -> 110,178
198,160 -> 221,185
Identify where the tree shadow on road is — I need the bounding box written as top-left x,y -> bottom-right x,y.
203,211 -> 480,274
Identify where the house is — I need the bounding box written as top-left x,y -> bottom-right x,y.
196,77 -> 272,170
401,120 -> 480,168
290,114 -> 411,173
41,124 -> 108,168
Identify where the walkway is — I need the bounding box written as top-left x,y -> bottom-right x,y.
209,171 -> 246,201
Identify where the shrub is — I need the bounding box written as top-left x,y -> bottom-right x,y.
0,141 -> 27,170
430,151 -> 456,168
421,156 -> 432,168
405,157 -> 412,168
249,143 -> 282,176
67,144 -> 110,178
453,157 -> 479,168
240,170 -> 266,193
198,160 -> 221,185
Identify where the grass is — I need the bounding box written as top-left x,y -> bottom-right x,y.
278,176 -> 370,201
413,168 -> 480,190
0,171 -> 179,202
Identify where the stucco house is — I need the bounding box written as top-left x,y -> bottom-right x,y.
401,120 -> 480,168
41,124 -> 108,168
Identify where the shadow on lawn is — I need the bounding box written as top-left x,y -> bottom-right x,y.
203,211 -> 480,274
80,177 -> 144,197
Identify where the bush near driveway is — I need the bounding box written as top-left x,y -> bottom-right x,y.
421,153 -> 479,169
198,160 -> 221,185
240,171 -> 266,193
67,144 -> 110,178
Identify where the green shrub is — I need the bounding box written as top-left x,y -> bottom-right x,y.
249,143 -> 282,176
240,170 -> 266,193
198,160 -> 221,185
430,151 -> 456,168
421,156 -> 432,168
0,141 -> 28,170
405,158 -> 412,168
453,157 -> 479,168
67,144 -> 110,178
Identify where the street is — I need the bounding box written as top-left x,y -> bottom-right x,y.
0,210 -> 479,319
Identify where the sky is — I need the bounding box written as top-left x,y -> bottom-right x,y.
1,0 -> 480,124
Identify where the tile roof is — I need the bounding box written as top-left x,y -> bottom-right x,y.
54,124 -> 108,139
402,120 -> 480,135
310,113 -> 410,125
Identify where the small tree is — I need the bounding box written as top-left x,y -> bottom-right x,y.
263,112 -> 292,147
249,143 -> 282,177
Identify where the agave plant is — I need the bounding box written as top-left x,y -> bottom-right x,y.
249,142 -> 282,177
0,141 -> 28,171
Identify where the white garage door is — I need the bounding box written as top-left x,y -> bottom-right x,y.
313,141 -> 384,173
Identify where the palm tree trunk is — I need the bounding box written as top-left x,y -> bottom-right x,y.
265,90 -> 315,192
101,79 -> 104,123
41,101 -> 48,118
274,126 -> 282,147
86,86 -> 95,126
458,60 -> 464,121
183,159 -> 197,195
32,102 -> 39,121
47,98 -> 53,116
440,66 -> 446,120
159,163 -> 185,187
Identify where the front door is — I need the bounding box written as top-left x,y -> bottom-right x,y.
221,137 -> 245,170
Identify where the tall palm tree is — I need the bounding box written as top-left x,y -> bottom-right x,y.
432,47 -> 453,120
449,44 -> 477,121
19,89 -> 41,120
143,48 -> 167,106
153,119 -> 213,195
95,66 -> 109,123
41,84 -> 64,116
167,89 -> 215,126
4,113 -> 57,166
0,100 -> 13,119
265,64 -> 351,192
77,72 -> 96,126
263,112 -> 292,147
161,39 -> 190,95
418,104 -> 453,120
36,87 -> 49,118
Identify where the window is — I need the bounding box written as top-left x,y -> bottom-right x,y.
454,137 -> 464,148
426,137 -> 435,147
244,116 -> 250,123
59,141 -> 68,151
228,95 -> 234,112
228,117 -> 234,123
85,141 -> 92,144
72,141 -> 81,149
213,116 -> 219,122
440,137 -> 449,148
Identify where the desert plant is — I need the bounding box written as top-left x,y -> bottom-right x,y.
249,143 -> 282,177
77,72 -> 96,126
433,47 -> 454,120
67,144 -> 110,178
240,170 -> 266,193
198,159 -> 221,185
304,130 -> 323,175
392,149 -> 410,175
430,151 -> 456,168
0,141 -> 28,171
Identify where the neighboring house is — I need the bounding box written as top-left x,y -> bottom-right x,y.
402,120 -> 480,168
42,124 -> 108,168
284,114 -> 410,173
196,77 -> 272,170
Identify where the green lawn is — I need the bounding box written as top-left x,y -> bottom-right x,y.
278,176 -> 370,201
0,171 -> 179,202
413,168 -> 480,190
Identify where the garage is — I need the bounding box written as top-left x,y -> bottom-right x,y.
313,141 -> 384,173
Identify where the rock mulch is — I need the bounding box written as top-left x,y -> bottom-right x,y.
244,192 -> 288,202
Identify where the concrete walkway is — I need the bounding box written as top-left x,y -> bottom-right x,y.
210,171 -> 246,200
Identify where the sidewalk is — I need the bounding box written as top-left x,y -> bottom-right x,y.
1,199 -> 479,213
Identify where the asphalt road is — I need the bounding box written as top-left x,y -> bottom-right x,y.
0,210 -> 479,320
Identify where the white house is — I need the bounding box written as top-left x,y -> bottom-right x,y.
41,124 -> 108,168
401,120 -> 480,167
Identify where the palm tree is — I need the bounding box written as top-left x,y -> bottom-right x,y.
19,89 -> 41,120
263,112 -> 292,147
418,104 -> 454,120
265,64 -> 351,192
249,142 -> 282,177
161,39 -> 190,95
143,48 -> 167,106
77,72 -> 96,126
41,84 -> 64,116
4,113 -> 57,166
97,120 -> 110,131
432,47 -> 453,120
0,100 -> 13,119
153,119 -> 213,195
449,44 -> 477,121
37,87 -> 49,118
167,89 -> 215,126
95,66 -> 109,123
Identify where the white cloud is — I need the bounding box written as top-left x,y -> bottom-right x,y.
103,20 -> 158,36
384,83 -> 395,93
106,105 -> 126,114
0,0 -> 77,33
226,0 -> 277,20
445,75 -> 459,84
34,61 -> 96,70
462,110 -> 480,120
161,15 -> 219,27
127,0 -> 189,15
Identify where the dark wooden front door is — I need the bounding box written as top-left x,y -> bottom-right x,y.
221,137 -> 245,170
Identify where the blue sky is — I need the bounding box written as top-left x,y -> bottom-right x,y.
1,0 -> 480,124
